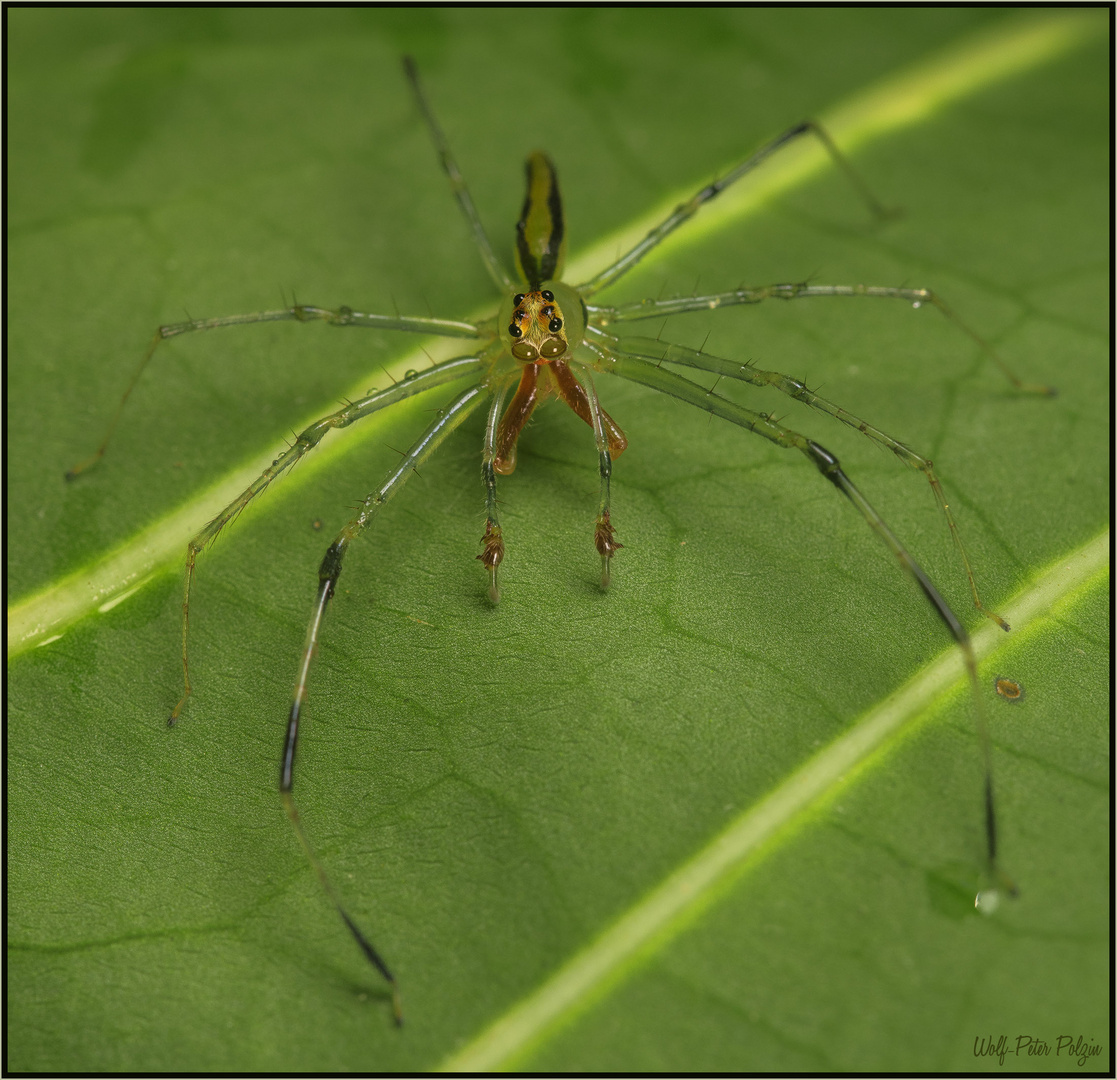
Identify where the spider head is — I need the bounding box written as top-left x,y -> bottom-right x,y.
507,288 -> 566,361
500,280 -> 585,364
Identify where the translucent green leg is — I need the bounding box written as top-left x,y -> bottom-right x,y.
588,325 -> 1009,631
579,367 -> 623,587
281,383 -> 488,1027
478,380 -> 514,603
590,344 -> 1016,902
578,120 -> 890,297
587,283 -> 1054,395
403,57 -> 517,294
167,354 -> 485,724
65,303 -> 482,479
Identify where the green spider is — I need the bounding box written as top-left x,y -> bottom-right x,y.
69,57 -> 1047,1026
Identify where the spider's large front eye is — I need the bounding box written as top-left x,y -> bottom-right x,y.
511,341 -> 539,362
539,339 -> 565,359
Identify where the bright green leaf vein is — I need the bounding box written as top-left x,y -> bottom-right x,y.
440,529 -> 1108,1072
5,9 -> 1097,658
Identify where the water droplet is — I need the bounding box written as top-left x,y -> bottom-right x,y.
911,300 -> 922,309
975,888 -> 1001,916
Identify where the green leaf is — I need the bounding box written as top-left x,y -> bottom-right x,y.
8,9 -> 1108,1072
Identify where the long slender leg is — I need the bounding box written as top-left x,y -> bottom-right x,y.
589,345 -> 1016,899
65,304 -> 483,479
167,354 -> 485,723
587,284 -> 1053,395
579,367 -> 623,587
478,380 -> 513,603
403,57 -> 517,294
590,327 -> 1008,630
579,121 -> 889,297
281,383 -> 488,1027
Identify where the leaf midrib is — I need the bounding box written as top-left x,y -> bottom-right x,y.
5,10 -> 1097,658
440,529 -> 1109,1071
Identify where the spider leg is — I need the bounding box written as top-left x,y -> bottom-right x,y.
589,325 -> 1009,630
588,284 -> 1053,395
578,366 -> 624,588
403,57 -> 517,294
579,121 -> 889,297
479,380 -> 514,603
589,343 -> 1016,900
167,354 -> 485,724
281,382 -> 488,1027
65,304 -> 482,479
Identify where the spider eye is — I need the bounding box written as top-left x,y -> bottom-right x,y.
540,290 -> 554,302
512,341 -> 539,361
513,293 -> 526,305
539,339 -> 565,359
508,323 -> 522,338
548,318 -> 563,333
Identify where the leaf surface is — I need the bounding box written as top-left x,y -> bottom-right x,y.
7,9 -> 1109,1072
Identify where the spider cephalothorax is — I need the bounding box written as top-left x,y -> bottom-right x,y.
493,277 -> 623,476
508,288 -> 566,361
